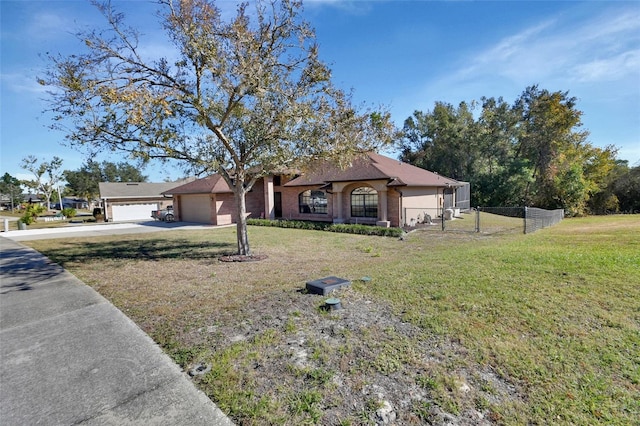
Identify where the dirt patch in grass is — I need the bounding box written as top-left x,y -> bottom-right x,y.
177,286 -> 522,425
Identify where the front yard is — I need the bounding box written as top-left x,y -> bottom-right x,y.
25,215 -> 640,425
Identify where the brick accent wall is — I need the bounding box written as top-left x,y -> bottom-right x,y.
246,178 -> 266,218
387,189 -> 401,227
279,185 -> 333,222
215,193 -> 234,225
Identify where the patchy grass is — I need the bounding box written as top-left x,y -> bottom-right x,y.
26,216 -> 640,425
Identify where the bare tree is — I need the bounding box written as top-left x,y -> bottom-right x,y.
41,0 -> 395,255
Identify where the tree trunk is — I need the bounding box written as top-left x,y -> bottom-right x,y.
234,186 -> 251,256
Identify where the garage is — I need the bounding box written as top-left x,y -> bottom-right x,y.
179,194 -> 213,223
111,203 -> 158,222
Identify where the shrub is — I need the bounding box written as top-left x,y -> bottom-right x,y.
20,204 -> 45,225
19,213 -> 35,225
61,207 -> 77,218
327,223 -> 404,237
247,219 -> 404,238
247,219 -> 331,231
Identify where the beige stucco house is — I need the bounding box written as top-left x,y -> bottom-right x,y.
164,153 -> 465,227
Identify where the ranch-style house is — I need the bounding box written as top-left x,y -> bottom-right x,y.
164,152 -> 468,228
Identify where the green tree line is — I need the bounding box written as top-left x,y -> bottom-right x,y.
400,85 -> 638,215
63,160 -> 148,202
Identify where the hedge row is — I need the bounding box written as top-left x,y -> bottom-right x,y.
247,219 -> 404,238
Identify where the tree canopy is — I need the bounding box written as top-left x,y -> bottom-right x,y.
20,155 -> 64,210
0,173 -> 23,210
64,160 -> 149,201
41,0 -> 395,255
590,160 -> 640,214
400,86 -> 619,216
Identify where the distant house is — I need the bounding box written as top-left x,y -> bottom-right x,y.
0,193 -> 13,210
164,153 -> 465,227
55,197 -> 90,210
22,193 -> 43,208
99,181 -> 187,222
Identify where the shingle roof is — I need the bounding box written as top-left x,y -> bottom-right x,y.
161,174 -> 233,195
99,181 -> 184,198
284,152 -> 462,188
159,153 -> 462,195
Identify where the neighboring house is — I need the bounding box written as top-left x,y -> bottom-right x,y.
23,193 -> 44,207
0,194 -> 12,210
99,181 -> 187,222
165,153 -> 465,228
51,197 -> 90,210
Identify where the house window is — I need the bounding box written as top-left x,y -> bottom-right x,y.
351,187 -> 378,218
299,190 -> 328,214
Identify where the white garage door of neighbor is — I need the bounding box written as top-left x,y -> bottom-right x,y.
111,203 -> 158,221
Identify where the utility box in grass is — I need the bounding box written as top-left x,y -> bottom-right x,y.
306,276 -> 351,296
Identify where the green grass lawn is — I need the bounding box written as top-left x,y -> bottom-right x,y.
25,215 -> 640,425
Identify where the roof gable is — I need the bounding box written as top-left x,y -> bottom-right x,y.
162,174 -> 232,195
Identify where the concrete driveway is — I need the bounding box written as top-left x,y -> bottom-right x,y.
1,220 -> 225,241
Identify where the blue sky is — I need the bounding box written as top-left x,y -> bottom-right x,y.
1,0 -> 639,183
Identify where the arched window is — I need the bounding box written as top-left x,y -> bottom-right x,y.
351,187 -> 377,218
298,190 -> 328,214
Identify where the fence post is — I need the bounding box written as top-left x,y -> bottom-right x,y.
523,206 -> 527,234
476,207 -> 480,233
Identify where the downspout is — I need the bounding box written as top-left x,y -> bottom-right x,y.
398,190 -> 404,227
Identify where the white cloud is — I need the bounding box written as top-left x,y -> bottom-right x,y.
462,19 -> 556,77
449,6 -> 640,88
0,72 -> 48,95
304,0 -> 373,15
572,49 -> 640,83
578,9 -> 640,43
26,11 -> 75,41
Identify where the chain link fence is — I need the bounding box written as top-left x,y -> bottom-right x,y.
403,206 -> 564,234
522,207 -> 565,233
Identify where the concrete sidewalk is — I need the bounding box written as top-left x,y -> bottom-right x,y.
0,237 -> 233,425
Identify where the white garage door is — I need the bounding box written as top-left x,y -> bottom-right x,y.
112,203 -> 158,221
